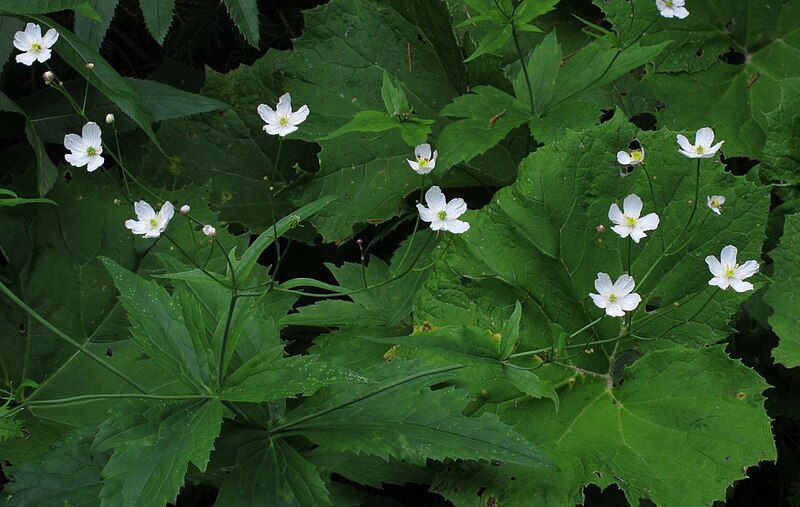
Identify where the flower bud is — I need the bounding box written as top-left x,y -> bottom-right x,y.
202,225 -> 217,237
105,113 -> 115,124
179,205 -> 190,215
596,224 -> 605,233
42,71 -> 55,83
85,62 -> 95,70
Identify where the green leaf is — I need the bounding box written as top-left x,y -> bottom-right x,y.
221,351 -> 368,403
203,0 -> 467,241
3,429 -> 106,506
433,347 -> 775,506
767,214 -> 800,368
381,70 -> 410,116
0,17 -> 24,76
513,0 -> 560,26
139,0 -> 175,44
465,24 -> 512,62
503,365 -> 558,409
437,85 -> 531,170
215,431 -> 330,506
223,0 -> 260,47
93,400 -> 223,507
235,195 -> 336,285
73,0 -> 118,51
0,0 -> 92,14
29,15 -> 162,152
100,258 -> 214,392
320,110 -> 403,139
0,90 -> 58,196
499,300 -> 522,359
761,80 -> 800,184
276,360 -> 552,468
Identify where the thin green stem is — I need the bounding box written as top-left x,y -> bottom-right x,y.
393,183 -> 425,276
20,393 -> 211,409
163,234 -> 235,289
508,316 -> 605,360
217,294 -> 239,387
80,69 -> 91,114
271,364 -> 464,434
640,163 -> 665,252
686,158 -> 702,230
0,281 -> 147,394
512,25 -> 535,116
268,138 -> 285,278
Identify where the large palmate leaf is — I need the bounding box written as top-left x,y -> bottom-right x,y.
767,214 -> 800,368
214,430 -> 330,507
600,0 -> 800,160
413,112 -> 773,504
275,360 -> 551,468
203,0 -> 467,241
432,347 -> 775,506
93,399 -> 223,507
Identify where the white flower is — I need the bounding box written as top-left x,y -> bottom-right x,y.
125,201 -> 174,238
202,225 -> 217,237
257,93 -> 309,137
705,245 -> 759,292
407,144 -> 438,175
64,122 -> 104,172
656,0 -> 689,18
608,194 -> 660,243
677,127 -> 724,158
707,195 -> 725,215
180,204 -> 191,215
416,186 -> 470,234
13,23 -> 58,66
616,147 -> 645,166
589,273 -> 642,317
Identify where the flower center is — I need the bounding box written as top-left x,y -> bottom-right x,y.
279,116 -> 289,125
418,158 -> 429,167
665,0 -> 674,6
711,199 -> 720,207
608,293 -> 618,302
631,150 -> 643,161
437,210 -> 448,220
626,216 -> 637,227
31,42 -> 42,51
87,146 -> 96,156
149,218 -> 159,227
724,266 -> 736,278
696,146 -> 704,154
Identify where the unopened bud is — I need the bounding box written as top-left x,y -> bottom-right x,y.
202,225 -> 217,237
85,62 -> 94,70
58,81 -> 64,87
42,71 -> 55,83
180,205 -> 190,215
105,113 -> 115,124
356,239 -> 363,245
596,224 -> 605,233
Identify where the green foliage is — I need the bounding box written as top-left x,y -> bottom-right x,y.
73,0 -> 118,51
767,214 -> 800,367
139,0 -> 175,44
222,0 -> 260,48
93,400 -> 223,507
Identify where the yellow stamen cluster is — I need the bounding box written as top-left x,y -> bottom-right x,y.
437,210 -> 448,220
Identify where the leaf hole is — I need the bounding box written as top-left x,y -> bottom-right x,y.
630,112 -> 657,131
63,170 -> 73,183
18,322 -> 25,333
106,348 -> 114,357
477,486 -> 487,496
599,109 -> 614,124
720,48 -> 746,65
417,33 -> 426,44
722,155 -> 759,176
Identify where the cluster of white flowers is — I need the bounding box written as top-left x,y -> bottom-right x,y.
594,126 -> 757,317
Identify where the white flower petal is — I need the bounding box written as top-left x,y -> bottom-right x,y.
708,276 -> 730,290
708,140 -> 724,154
608,203 -> 624,224
430,150 -> 438,166
257,104 -> 279,125
729,278 -> 754,293
444,219 -> 470,234
415,144 -> 432,160
26,23 -> 42,39
594,272 -> 613,296
278,124 -> 299,137
622,194 -> 643,217
64,133 -> 85,152
134,200 -> 155,221
674,6 -> 689,18
589,293 -> 609,309
42,28 -> 58,47
290,104 -> 310,125
705,255 -> 724,277
81,122 -> 102,144
276,93 -> 292,117
445,198 -> 467,219
407,159 -> 421,173
720,245 -> 738,267
86,155 -> 104,172
143,228 -> 162,239
618,292 -> 641,311
125,219 -> 150,235
416,203 -> 436,223
695,127 -> 714,147
65,152 -> 91,167
158,201 -> 175,228
15,51 -> 37,66
35,48 -> 52,63
429,220 -> 447,231
637,212 -> 660,232
610,224 -> 631,239
735,260 -> 759,279
628,228 -> 646,243
605,303 -> 625,317
424,186 -> 446,211
617,151 -> 632,165
612,274 -> 636,297
676,134 -> 694,153
13,31 -> 29,52
264,123 -> 282,136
